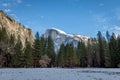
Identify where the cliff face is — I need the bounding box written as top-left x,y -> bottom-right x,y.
0,10 -> 34,47
44,28 -> 90,51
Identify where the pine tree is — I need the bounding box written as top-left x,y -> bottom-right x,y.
76,42 -> 81,66
0,28 -> 13,67
57,44 -> 65,67
24,40 -> 33,67
117,35 -> 120,67
104,39 -> 111,67
91,38 -> 99,67
40,35 -> 46,55
87,39 -> 93,67
109,33 -> 118,67
64,44 -> 77,67
11,39 -> 23,67
97,31 -> 105,67
64,44 -> 69,67
77,42 -> 87,67
33,32 -> 41,67
46,36 -> 56,67
104,31 -> 111,67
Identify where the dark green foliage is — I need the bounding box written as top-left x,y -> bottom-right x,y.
105,31 -> 111,67
0,28 -> 13,67
77,41 -> 87,67
57,44 -> 65,67
40,35 -> 46,55
46,36 -> 56,67
97,31 -> 105,67
87,39 -> 93,67
104,39 -> 111,67
109,33 -> 119,67
33,32 -> 41,58
33,32 -> 41,67
11,39 -> 23,67
64,44 -> 77,67
24,40 -> 33,67
57,43 -> 77,67
76,42 -> 82,66
80,42 -> 87,67
32,32 -> 56,67
117,35 -> 120,67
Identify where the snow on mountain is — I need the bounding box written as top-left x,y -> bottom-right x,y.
44,28 -> 90,52
51,28 -> 67,35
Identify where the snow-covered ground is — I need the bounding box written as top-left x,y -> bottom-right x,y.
0,68 -> 120,80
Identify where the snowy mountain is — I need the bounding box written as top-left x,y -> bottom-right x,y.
44,28 -> 90,52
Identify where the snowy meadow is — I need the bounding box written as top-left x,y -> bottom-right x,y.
0,68 -> 120,80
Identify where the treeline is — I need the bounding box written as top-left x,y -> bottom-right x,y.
0,27 -> 120,68
57,31 -> 120,68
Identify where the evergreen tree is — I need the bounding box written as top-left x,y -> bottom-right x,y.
11,39 -> 23,67
87,39 -> 93,67
97,31 -> 105,67
103,31 -> 111,67
91,38 -> 99,67
64,44 -> 69,67
57,44 -> 65,67
24,40 -> 33,67
104,39 -> 111,67
109,33 -> 118,67
33,32 -> 41,67
76,42 -> 81,66
46,36 -> 56,67
117,35 -> 120,67
64,44 -> 77,67
0,28 -> 14,67
40,35 -> 46,55
77,42 -> 87,67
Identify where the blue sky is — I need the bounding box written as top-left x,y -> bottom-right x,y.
0,0 -> 120,37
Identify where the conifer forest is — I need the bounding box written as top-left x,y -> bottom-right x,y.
0,27 -> 120,68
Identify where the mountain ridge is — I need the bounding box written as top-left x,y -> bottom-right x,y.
44,28 -> 90,51
0,10 -> 34,47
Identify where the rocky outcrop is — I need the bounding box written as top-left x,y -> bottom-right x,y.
0,10 -> 34,47
44,28 -> 90,51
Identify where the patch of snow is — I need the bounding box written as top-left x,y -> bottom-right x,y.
67,34 -> 74,37
51,28 -> 67,35
0,68 -> 120,80
75,34 -> 90,39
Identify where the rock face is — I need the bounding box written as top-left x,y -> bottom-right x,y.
0,10 -> 34,47
44,28 -> 90,51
